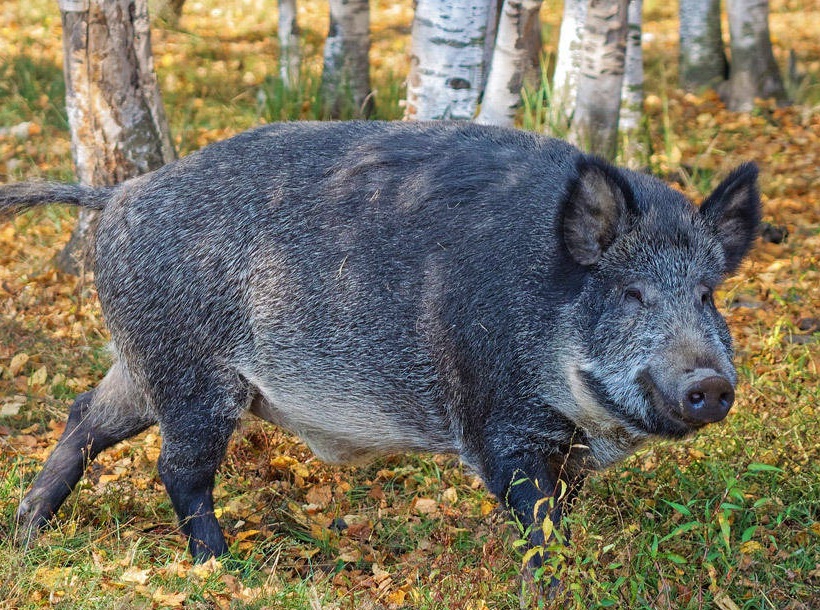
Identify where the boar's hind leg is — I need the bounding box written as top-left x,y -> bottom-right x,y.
16,362 -> 155,543
155,376 -> 248,562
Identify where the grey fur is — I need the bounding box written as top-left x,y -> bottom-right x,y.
2,121 -> 760,565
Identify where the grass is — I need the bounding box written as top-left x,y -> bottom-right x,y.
0,0 -> 818,608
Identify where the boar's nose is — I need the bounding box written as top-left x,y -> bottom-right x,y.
681,370 -> 735,424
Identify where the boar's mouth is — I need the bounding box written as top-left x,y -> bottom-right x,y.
636,370 -> 707,437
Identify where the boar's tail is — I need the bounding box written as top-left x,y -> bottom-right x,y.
0,182 -> 114,217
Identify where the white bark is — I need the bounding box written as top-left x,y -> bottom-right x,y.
404,0 -> 493,120
57,0 -> 175,274
278,0 -> 300,88
321,0 -> 372,117
679,0 -> 727,90
551,0 -> 587,129
723,0 -> 787,111
476,0 -> 543,127
619,0 -> 642,132
568,0 -> 629,159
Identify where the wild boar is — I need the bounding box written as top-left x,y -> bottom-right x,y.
0,121 -> 760,563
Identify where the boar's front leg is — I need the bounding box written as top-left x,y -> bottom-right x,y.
485,448 -> 586,565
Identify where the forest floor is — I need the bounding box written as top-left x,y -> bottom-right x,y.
0,0 -> 817,608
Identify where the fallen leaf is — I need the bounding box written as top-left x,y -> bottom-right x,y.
9,353 -> 29,376
152,587 -> 187,607
714,591 -> 741,610
29,365 -> 47,387
119,566 -> 150,585
413,497 -> 438,515
1,395 -> 26,416
305,484 -> 332,508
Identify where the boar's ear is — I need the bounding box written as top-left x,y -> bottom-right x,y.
562,158 -> 633,266
699,162 -> 761,275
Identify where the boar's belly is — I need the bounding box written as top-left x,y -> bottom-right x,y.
248,381 -> 457,465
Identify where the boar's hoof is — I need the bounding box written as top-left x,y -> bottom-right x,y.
681,372 -> 734,424
14,496 -> 53,547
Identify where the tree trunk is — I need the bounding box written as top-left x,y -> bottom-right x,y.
476,0 -> 544,127
568,0 -> 629,159
551,0 -> 587,131
150,0 -> 185,27
321,0 -> 372,118
404,0 -> 493,121
619,0 -> 643,132
278,0 -> 300,88
56,0 -> 175,275
482,0 -> 503,96
722,0 -> 787,111
679,0 -> 727,91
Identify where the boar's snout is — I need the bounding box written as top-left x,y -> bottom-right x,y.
680,369 -> 735,424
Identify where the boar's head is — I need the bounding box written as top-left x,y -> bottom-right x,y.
560,159 -> 760,447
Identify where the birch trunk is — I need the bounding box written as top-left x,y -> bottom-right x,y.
551,0 -> 587,130
679,0 -> 727,91
321,0 -> 372,118
482,0 -> 503,96
278,0 -> 300,88
568,0 -> 629,159
723,0 -> 787,111
404,0 -> 493,121
57,0 -> 176,275
476,0 -> 544,127
619,0 -> 643,132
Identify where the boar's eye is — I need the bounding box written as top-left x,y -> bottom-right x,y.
697,285 -> 713,308
624,284 -> 645,306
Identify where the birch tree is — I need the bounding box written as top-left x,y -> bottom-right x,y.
278,0 -> 300,88
57,0 -> 175,274
551,0 -> 587,130
568,0 -> 630,159
619,0 -> 643,133
321,0 -> 372,118
404,0 -> 493,120
476,0 -> 544,126
723,0 -> 786,111
679,0 -> 728,91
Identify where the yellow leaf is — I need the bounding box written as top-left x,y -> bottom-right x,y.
234,529 -> 260,542
152,587 -> 187,608
291,463 -> 309,478
541,516 -> 554,542
714,591 -> 741,610
9,353 -> 29,376
740,540 -> 763,554
387,590 -> 407,605
270,455 -> 296,469
119,567 -> 150,585
480,500 -> 495,516
190,557 -> 222,579
29,365 -> 47,387
520,546 -> 543,569
34,566 -> 72,588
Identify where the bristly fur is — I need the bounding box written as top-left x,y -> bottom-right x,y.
0,182 -> 112,216
3,121 -> 761,567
